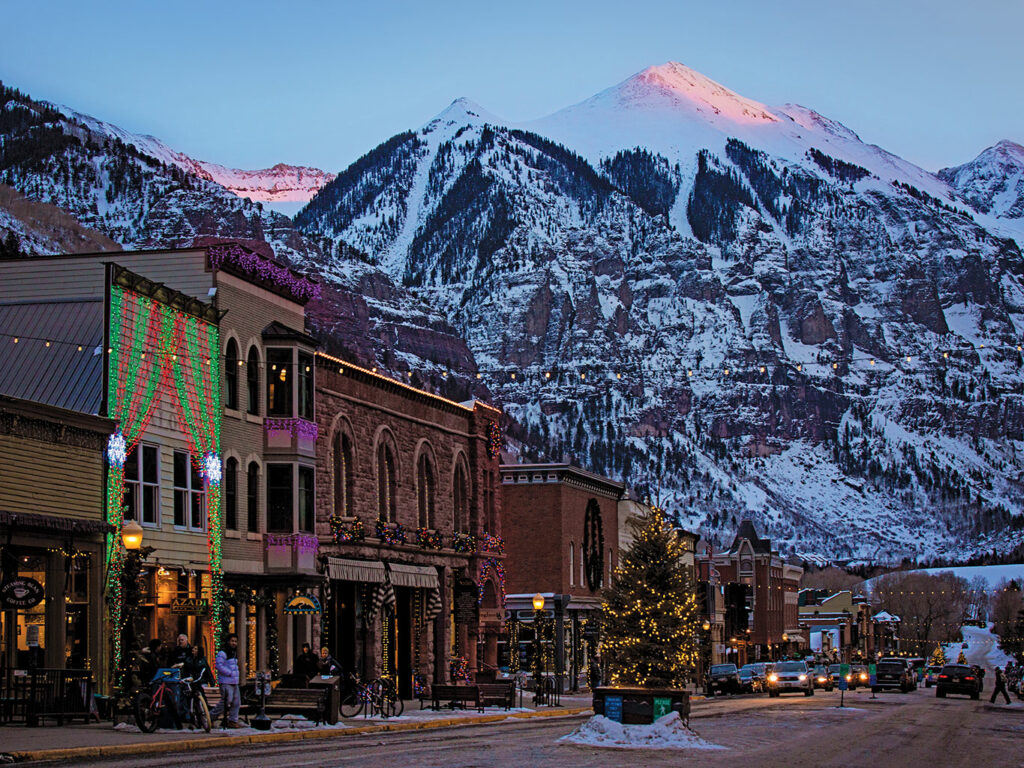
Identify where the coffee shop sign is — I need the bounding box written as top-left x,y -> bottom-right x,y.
1,577 -> 45,609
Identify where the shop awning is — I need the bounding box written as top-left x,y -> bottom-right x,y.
387,563 -> 440,590
326,557 -> 386,583
784,633 -> 806,644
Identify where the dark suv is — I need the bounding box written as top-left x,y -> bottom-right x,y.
935,665 -> 981,700
872,659 -> 915,693
707,664 -> 741,695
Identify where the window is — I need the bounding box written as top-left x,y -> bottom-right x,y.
376,442 -> 396,523
298,466 -> 314,533
225,457 -> 238,530
267,464 -> 293,533
123,444 -> 159,525
225,339 -> 239,411
416,452 -> 435,529
298,351 -> 314,420
453,462 -> 468,533
246,346 -> 260,415
247,461 -> 260,533
333,433 -> 353,518
173,451 -> 205,531
266,348 -> 293,417
569,543 -> 575,587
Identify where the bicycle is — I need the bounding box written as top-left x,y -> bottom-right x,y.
133,668 -> 211,733
339,674 -> 403,718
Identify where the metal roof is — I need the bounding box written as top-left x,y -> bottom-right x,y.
0,300 -> 104,414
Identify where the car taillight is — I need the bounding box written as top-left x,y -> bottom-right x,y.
938,675 -> 947,679
964,676 -> 974,681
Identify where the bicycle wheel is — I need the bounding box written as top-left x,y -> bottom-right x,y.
133,691 -> 159,733
340,689 -> 364,718
381,678 -> 403,717
192,693 -> 212,732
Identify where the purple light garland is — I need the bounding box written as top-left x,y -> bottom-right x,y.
264,418 -> 319,441
266,533 -> 319,554
208,244 -> 321,302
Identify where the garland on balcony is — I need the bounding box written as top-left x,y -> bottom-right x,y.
264,417 -> 319,441
452,532 -> 476,553
480,533 -> 505,555
376,519 -> 407,544
329,515 -> 365,543
265,533 -> 319,554
416,528 -> 443,550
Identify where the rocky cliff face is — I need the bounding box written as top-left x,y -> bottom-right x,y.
294,64 -> 1024,562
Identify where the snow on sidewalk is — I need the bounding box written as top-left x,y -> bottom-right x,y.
559,713 -> 725,750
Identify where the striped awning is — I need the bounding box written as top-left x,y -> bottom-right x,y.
326,557 -> 386,583
387,563 -> 440,590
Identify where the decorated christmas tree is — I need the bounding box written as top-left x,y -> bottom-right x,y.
929,645 -> 946,667
956,649 -> 967,664
601,506 -> 699,687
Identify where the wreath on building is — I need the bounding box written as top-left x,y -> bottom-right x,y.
583,498 -> 604,592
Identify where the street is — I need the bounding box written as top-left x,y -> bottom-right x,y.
50,688 -> 1024,768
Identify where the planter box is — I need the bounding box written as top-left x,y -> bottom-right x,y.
592,686 -> 690,725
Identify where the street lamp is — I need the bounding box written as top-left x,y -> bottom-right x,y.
532,594 -> 546,705
121,519 -> 144,550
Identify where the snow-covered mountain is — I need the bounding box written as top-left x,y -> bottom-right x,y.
295,62 -> 1024,562
940,140 -> 1024,235
55,106 -> 334,215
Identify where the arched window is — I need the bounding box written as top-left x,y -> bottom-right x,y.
246,347 -> 260,415
247,461 -> 260,533
225,457 -> 238,530
416,451 -> 435,529
333,432 -> 353,518
453,461 -> 469,534
224,339 -> 239,411
376,441 -> 396,523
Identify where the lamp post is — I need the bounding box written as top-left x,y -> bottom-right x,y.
532,594 -> 546,705
115,520 -> 153,690
781,632 -> 789,660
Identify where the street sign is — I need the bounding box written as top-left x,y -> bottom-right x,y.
653,697 -> 672,720
604,695 -> 623,723
869,663 -> 877,687
838,663 -> 850,691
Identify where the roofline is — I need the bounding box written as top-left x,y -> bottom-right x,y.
0,393 -> 114,433
316,351 -> 501,416
499,462 -> 626,496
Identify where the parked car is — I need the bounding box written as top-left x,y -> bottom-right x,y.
766,661 -> 814,697
935,664 -> 981,699
811,665 -> 834,691
851,664 -> 870,688
707,664 -> 742,695
923,665 -> 943,688
740,663 -> 767,691
738,666 -> 762,693
872,659 -> 915,693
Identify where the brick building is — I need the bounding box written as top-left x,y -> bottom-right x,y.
314,353 -> 504,698
696,520 -> 802,663
500,463 -> 624,691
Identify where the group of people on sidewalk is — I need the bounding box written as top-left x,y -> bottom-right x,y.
136,634 -> 214,687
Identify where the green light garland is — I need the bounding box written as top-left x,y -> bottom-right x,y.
104,284 -> 223,684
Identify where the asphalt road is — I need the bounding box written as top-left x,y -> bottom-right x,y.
45,689 -> 1024,768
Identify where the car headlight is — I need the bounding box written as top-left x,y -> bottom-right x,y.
859,673 -> 868,681
798,674 -> 807,681
845,675 -> 851,681
817,676 -> 826,683
768,674 -> 778,682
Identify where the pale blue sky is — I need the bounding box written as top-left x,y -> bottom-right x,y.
2,0 -> 1021,173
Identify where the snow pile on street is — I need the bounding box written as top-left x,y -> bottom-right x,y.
559,713 -> 725,750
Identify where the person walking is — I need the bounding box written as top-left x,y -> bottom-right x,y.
990,666 -> 1011,705
210,634 -> 243,728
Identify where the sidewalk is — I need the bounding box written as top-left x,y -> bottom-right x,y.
0,695 -> 594,763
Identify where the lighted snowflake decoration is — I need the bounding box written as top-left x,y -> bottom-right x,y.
107,431 -> 127,468
203,452 -> 222,485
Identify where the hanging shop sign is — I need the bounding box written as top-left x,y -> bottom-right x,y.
283,594 -> 322,615
171,597 -> 210,615
0,577 -> 45,609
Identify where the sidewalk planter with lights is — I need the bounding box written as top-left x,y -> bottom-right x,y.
592,686 -> 690,725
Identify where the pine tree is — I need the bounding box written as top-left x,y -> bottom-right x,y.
601,506 -> 699,687
956,649 -> 967,665
929,644 -> 946,666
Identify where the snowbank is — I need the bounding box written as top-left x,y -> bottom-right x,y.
559,713 -> 725,750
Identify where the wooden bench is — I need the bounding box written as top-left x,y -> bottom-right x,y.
430,684 -> 479,710
263,687 -> 328,725
476,682 -> 514,711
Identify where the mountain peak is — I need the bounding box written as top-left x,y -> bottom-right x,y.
428,97 -> 502,128
620,61 -> 778,124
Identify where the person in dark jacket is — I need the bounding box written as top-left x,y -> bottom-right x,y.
294,643 -> 319,680
137,639 -> 165,685
184,645 -> 213,686
169,634 -> 192,667
317,646 -> 342,676
990,666 -> 1011,705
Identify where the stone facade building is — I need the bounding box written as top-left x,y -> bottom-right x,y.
314,352 -> 504,698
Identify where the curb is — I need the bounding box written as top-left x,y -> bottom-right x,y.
7,707 -> 592,764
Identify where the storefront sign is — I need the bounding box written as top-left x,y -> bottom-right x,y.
283,594 -> 322,614
604,695 -> 623,723
0,577 -> 44,609
171,597 -> 209,615
454,580 -> 478,624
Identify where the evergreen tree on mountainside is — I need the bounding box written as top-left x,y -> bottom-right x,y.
0,231 -> 22,258
601,506 -> 699,687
